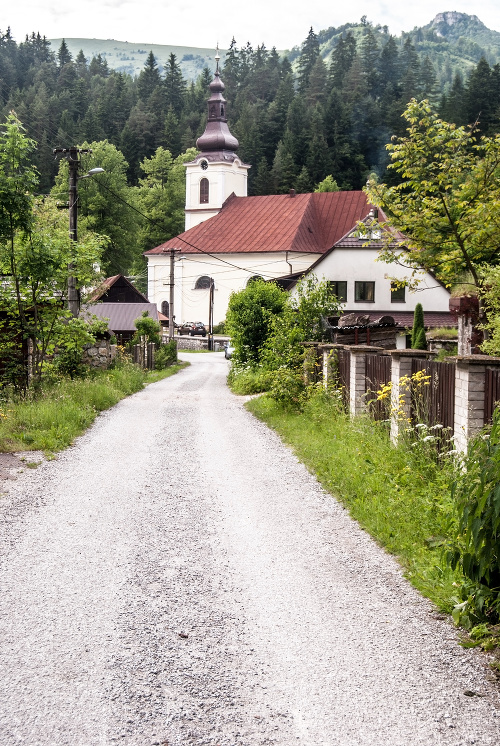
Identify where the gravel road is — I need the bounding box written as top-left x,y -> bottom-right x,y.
0,351 -> 499,746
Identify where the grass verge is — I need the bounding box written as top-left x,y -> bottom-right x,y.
246,392 -> 460,613
0,361 -> 188,455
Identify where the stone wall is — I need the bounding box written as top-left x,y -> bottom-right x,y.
82,339 -> 117,369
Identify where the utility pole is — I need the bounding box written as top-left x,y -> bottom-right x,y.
163,248 -> 180,340
208,277 -> 215,351
53,146 -> 92,317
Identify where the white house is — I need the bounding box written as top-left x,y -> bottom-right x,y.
288,212 -> 453,332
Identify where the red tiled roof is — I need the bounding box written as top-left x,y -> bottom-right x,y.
145,191 -> 371,256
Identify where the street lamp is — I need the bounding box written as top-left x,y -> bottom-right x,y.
53,147 -> 104,317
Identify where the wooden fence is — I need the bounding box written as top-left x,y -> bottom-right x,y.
365,353 -> 391,421
484,367 -> 500,425
313,343 -> 500,451
411,358 -> 455,431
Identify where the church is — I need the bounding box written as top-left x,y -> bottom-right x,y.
145,55 -> 451,328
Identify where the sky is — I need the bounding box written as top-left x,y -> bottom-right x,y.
2,1 -> 500,51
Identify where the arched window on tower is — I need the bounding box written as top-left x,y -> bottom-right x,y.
195,275 -> 212,290
200,178 -> 209,204
161,300 -> 169,317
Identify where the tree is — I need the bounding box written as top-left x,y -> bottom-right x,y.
366,99 -> 500,291
226,280 -> 287,364
133,146 -> 197,254
51,139 -> 138,275
411,303 -> 426,349
164,53 -> 186,117
315,175 -> 340,192
0,114 -> 104,387
297,27 -> 320,92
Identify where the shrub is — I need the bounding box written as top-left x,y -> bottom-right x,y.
131,311 -> 161,345
447,411 -> 500,626
411,303 -> 427,349
226,280 -> 287,364
155,340 -> 177,369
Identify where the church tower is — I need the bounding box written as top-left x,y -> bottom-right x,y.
184,49 -> 250,230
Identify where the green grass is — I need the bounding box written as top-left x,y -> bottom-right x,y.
0,361 -> 188,455
246,392 -> 461,613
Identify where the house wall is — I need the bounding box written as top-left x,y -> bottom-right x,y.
147,252 -> 321,326
293,247 -> 450,313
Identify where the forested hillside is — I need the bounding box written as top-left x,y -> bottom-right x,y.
1,13 -> 500,276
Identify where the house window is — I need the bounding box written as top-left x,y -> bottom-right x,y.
355,281 -> 375,302
390,282 -> 406,303
195,275 -> 212,290
200,178 -> 209,204
161,300 -> 169,316
327,281 -> 347,302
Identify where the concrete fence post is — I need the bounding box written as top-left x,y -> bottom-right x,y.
453,355 -> 500,453
348,346 -> 383,417
388,350 -> 434,444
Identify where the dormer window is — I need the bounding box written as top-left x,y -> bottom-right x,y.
200,178 -> 209,204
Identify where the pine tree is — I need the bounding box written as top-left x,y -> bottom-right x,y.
57,39 -> 72,68
328,33 -> 356,90
164,53 -> 186,117
297,27 -> 320,92
411,303 -> 426,349
137,51 -> 162,103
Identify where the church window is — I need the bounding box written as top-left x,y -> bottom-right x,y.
195,275 -> 212,290
200,178 -> 209,204
161,300 -> 170,316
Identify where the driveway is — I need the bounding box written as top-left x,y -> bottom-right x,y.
0,351 -> 499,745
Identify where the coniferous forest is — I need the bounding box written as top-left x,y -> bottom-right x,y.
1,17 -> 500,274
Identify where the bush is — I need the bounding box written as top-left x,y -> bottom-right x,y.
213,320 -> 226,334
155,340 -> 177,369
227,363 -> 272,395
411,303 -> 427,349
226,280 -> 287,364
447,411 -> 500,626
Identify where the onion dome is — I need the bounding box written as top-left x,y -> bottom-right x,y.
196,49 -> 239,154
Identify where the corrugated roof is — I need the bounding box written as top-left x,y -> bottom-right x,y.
145,191 -> 371,256
357,311 -> 456,328
84,303 -> 159,333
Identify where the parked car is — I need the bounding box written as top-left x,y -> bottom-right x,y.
224,340 -> 234,359
178,321 -> 207,337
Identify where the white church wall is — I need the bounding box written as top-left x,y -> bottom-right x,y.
148,251 -> 321,326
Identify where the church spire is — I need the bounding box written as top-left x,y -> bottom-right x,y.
196,48 -> 239,155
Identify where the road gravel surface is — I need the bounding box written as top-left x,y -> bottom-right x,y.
0,351 -> 499,745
